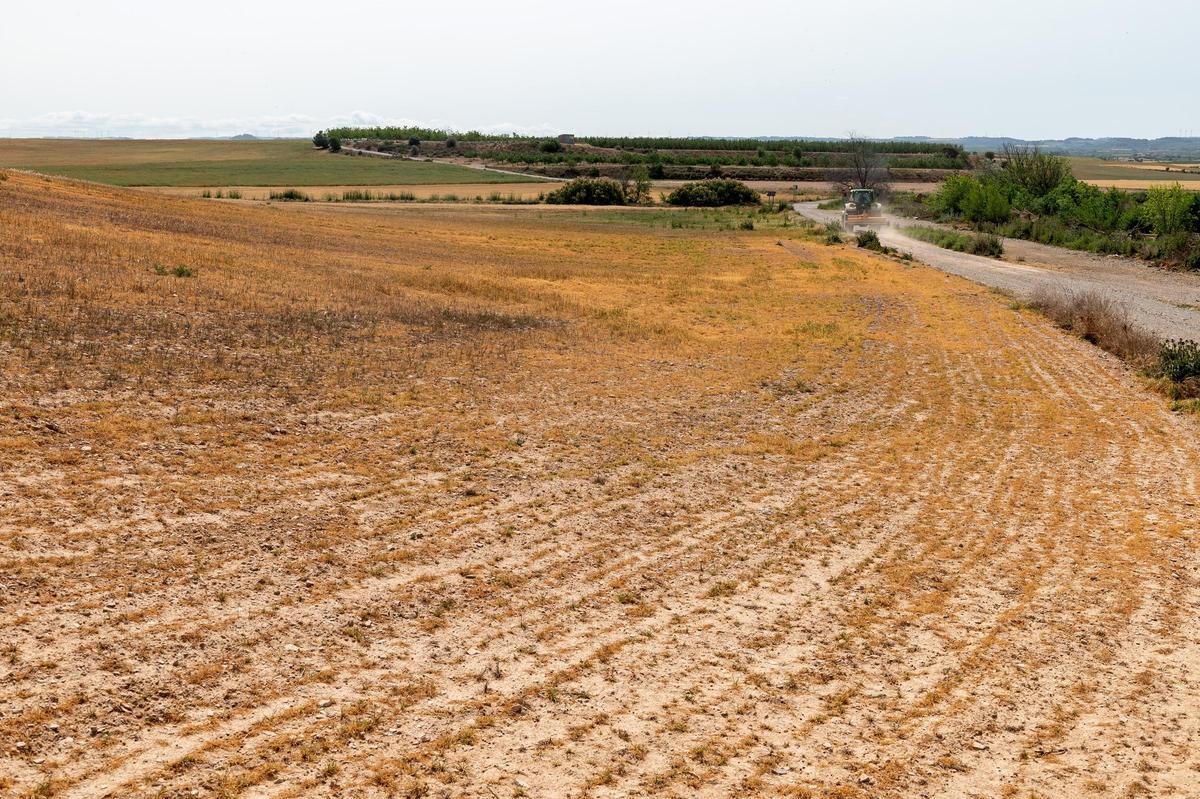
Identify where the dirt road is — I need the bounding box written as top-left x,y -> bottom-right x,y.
795,202 -> 1200,341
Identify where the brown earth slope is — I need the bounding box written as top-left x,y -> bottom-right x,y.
1,172 -> 1198,799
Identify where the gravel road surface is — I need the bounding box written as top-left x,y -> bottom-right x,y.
795,201 -> 1200,340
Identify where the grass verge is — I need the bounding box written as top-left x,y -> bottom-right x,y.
903,225 -> 1004,257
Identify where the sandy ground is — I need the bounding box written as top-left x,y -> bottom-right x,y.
3,174 -> 1200,799
796,202 -> 1200,340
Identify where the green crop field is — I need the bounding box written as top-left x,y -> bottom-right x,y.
0,139 -> 536,186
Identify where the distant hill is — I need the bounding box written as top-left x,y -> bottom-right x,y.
230,133 -> 259,141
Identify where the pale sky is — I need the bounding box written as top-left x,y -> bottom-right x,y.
2,0 -> 1196,140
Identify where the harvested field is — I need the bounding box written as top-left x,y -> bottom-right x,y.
2,171 -> 1199,799
150,183 -> 558,201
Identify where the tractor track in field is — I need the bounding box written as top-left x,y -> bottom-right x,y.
3,172 -> 1199,799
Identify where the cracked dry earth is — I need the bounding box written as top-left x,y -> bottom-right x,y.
2,172 -> 1199,799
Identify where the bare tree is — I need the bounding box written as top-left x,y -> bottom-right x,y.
835,134 -> 890,195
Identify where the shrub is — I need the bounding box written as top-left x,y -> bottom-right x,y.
408,137 -> 420,146
545,177 -> 626,205
1141,183 -> 1193,236
1029,286 -> 1160,367
446,139 -> 457,149
312,131 -> 329,149
270,189 -> 310,201
665,179 -> 760,207
1158,339 -> 1200,383
930,174 -> 975,216
327,137 -> 342,153
961,181 -> 1011,224
540,140 -> 563,153
627,165 -> 651,204
1000,145 -> 1071,198
855,230 -> 883,251
227,190 -> 242,200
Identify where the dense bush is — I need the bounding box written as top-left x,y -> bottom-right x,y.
922,156 -> 1200,268
327,137 -> 341,153
540,139 -> 563,153
312,131 -> 329,149
931,175 -> 1010,223
1141,183 -> 1196,235
545,177 -> 626,205
1159,339 -> 1200,383
999,145 -> 1071,198
665,179 -> 760,207
855,230 -> 883,251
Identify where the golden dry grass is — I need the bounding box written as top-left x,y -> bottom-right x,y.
2,170 -> 1199,799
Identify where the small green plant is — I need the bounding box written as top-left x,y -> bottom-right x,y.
855,230 -> 883,251
270,189 -> 310,201
739,219 -> 755,230
172,265 -> 195,278
227,190 -> 242,200
1158,339 -> 1200,385
705,581 -> 737,598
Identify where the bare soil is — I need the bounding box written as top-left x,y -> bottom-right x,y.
3,174 -> 1199,799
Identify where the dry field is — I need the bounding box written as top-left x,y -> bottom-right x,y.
148,184 -> 559,201
1068,157 -> 1200,189
2,171 -> 1199,799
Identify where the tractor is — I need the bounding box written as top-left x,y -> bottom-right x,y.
840,188 -> 885,232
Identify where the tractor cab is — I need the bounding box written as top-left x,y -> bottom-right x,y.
849,188 -> 875,210
841,187 -> 885,230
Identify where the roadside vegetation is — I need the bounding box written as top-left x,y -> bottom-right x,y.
897,145 -> 1200,269
903,225 -> 1004,257
1025,286 -> 1199,403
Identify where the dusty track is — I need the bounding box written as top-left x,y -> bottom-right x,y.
796,201 -> 1200,340
2,174 -> 1199,798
